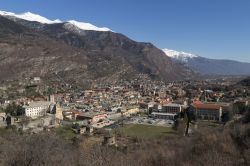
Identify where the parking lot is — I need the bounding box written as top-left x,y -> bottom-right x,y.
124,116 -> 175,127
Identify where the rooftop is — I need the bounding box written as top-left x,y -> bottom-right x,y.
23,101 -> 53,109
162,103 -> 182,107
191,103 -> 221,110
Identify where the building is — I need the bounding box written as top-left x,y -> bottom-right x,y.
33,77 -> 41,84
127,107 -> 140,115
150,103 -> 184,120
151,112 -> 178,120
161,103 -> 183,114
0,112 -> 6,127
148,102 -> 158,110
48,95 -> 55,103
55,104 -> 63,124
103,133 -> 116,146
191,102 -> 224,121
68,111 -> 108,124
23,101 -> 53,118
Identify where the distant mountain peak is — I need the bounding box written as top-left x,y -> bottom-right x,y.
162,48 -> 198,62
162,48 -> 250,75
0,10 -> 112,31
0,10 -> 62,24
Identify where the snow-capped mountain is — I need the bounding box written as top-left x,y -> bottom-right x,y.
0,10 -> 196,84
162,48 -> 198,62
67,20 -> 111,32
0,10 -> 111,31
163,48 -> 250,75
0,11 -> 61,24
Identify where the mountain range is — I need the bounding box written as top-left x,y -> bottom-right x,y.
0,10 -> 249,87
162,49 -> 250,76
0,10 -> 195,86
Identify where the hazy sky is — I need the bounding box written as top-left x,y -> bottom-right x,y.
1,0 -> 250,62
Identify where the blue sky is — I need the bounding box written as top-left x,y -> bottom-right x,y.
1,0 -> 250,62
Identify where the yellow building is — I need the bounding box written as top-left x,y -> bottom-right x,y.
122,107 -> 140,117
127,107 -> 140,115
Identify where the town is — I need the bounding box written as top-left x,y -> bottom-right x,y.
1,1 -> 250,165
0,75 -> 249,141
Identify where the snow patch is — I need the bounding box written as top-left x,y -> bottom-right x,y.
0,10 -> 61,24
67,20 -> 111,32
0,10 -> 112,31
162,48 -> 198,62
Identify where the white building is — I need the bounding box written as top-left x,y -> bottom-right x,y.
23,101 -> 53,118
33,77 -> 41,83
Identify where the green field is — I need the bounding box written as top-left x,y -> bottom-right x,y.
55,126 -> 76,140
118,124 -> 175,139
197,121 -> 223,128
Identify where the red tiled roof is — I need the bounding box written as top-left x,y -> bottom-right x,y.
191,103 -> 221,110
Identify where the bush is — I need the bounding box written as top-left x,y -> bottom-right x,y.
0,121 -> 249,166
4,102 -> 24,116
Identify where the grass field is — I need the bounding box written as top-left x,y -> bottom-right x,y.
55,126 -> 76,139
197,121 -> 223,128
118,124 -> 175,139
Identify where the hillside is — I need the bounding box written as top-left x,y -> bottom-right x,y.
0,14 -> 195,86
0,107 -> 250,166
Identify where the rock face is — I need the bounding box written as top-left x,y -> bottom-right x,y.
0,15 -> 194,85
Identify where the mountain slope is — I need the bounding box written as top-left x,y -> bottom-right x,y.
163,48 -> 250,75
0,12 -> 195,86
